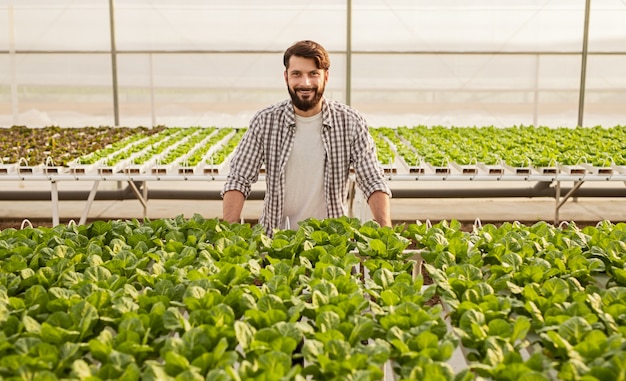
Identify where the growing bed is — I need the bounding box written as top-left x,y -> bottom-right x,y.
1,216 -> 625,380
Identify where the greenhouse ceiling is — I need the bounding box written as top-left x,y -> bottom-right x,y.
1,1 -> 625,128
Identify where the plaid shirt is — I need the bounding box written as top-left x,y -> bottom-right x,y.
222,98 -> 391,235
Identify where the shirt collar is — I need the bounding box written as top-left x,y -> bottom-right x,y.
320,98 -> 333,129
285,98 -> 333,130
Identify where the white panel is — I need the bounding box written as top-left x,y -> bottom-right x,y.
113,2 -> 346,51
9,3 -> 110,51
588,1 -> 626,51
352,0 -> 588,51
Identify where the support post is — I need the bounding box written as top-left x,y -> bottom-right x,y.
577,0 -> 591,127
108,0 -> 120,126
8,5 -> 19,125
51,181 -> 59,226
345,0 -> 352,106
555,181 -> 586,224
555,181 -> 561,225
79,181 -> 101,225
127,181 -> 148,217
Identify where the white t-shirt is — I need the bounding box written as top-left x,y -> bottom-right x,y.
283,112 -> 326,229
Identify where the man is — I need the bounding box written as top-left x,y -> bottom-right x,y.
222,40 -> 391,235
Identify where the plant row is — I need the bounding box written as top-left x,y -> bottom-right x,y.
378,125 -> 626,169
2,125 -> 626,175
0,126 -> 162,167
0,126 -> 243,175
1,216 -> 625,380
409,219 -> 626,380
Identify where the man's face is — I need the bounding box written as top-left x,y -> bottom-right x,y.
284,55 -> 328,115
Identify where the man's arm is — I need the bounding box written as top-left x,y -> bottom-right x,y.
222,190 -> 246,223
367,190 -> 391,227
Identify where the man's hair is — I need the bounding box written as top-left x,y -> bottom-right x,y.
283,40 -> 330,71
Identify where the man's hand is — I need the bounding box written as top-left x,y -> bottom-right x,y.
367,190 -> 391,227
222,190 -> 245,223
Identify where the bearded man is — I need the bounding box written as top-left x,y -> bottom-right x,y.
222,40 -> 391,236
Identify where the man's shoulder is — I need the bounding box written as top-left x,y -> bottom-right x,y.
323,99 -> 366,125
252,99 -> 292,120
247,100 -> 294,134
324,99 -> 357,112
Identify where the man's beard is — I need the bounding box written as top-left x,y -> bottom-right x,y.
288,85 -> 324,112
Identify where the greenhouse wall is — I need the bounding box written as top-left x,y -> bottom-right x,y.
1,0 -> 625,128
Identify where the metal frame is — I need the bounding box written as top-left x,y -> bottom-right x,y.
1,173 -> 625,226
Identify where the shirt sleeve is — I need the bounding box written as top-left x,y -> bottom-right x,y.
352,122 -> 392,199
221,123 -> 263,199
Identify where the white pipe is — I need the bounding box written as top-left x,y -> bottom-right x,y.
51,181 -> 59,226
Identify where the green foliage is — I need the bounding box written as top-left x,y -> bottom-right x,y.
1,216 -> 625,379
4,125 -> 626,172
0,125 -> 162,167
394,125 -> 626,168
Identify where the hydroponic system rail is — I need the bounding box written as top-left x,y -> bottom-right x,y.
2,125 -> 626,226
1,173 -> 625,227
